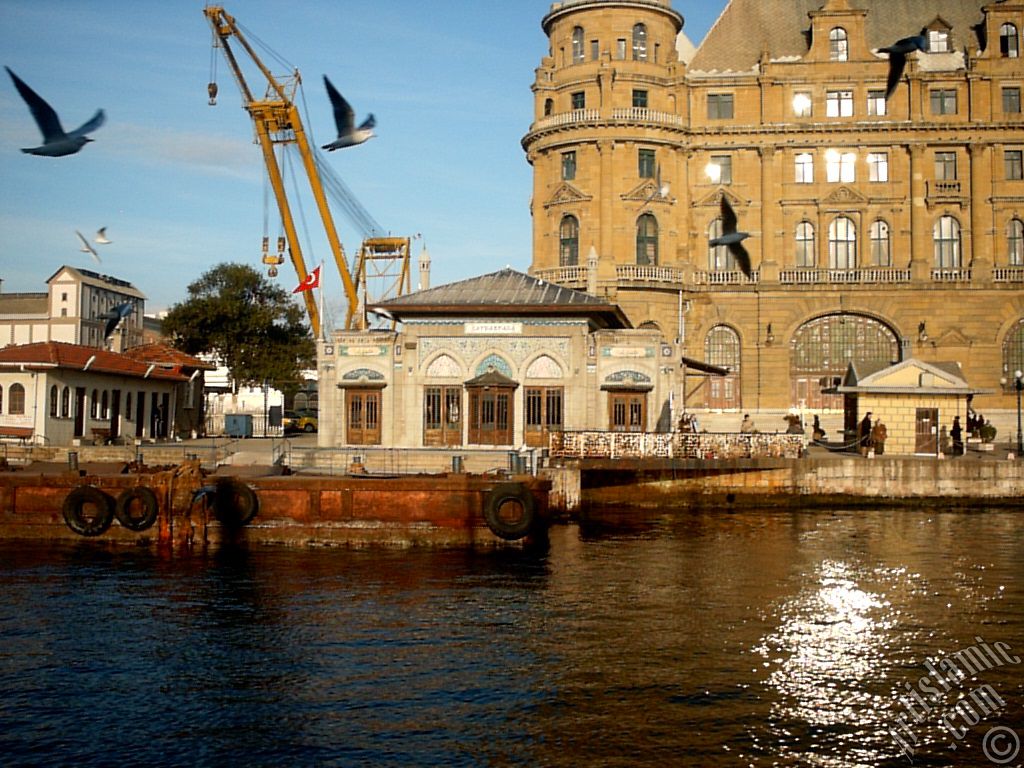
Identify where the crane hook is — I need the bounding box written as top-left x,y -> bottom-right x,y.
207,82 -> 218,106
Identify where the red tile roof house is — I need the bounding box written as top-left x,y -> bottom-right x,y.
0,341 -> 209,446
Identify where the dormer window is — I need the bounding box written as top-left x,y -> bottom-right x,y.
572,26 -> 585,64
632,24 -> 648,61
1001,23 -> 1019,58
928,28 -> 949,53
829,28 -> 848,61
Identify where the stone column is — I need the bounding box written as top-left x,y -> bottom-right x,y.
908,144 -> 930,281
758,145 -> 779,282
597,139 -> 617,287
968,142 -> 993,282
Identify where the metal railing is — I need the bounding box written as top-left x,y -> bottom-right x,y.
550,430 -> 806,460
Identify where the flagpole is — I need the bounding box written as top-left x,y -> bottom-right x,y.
318,260 -> 326,342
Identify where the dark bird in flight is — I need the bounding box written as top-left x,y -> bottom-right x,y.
709,196 -> 753,280
879,29 -> 928,101
5,66 -> 105,157
321,76 -> 375,151
101,302 -> 133,340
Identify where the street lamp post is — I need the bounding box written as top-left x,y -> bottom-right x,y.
1006,369 -> 1024,457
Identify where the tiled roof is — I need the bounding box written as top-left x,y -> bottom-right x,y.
690,0 -> 987,74
123,343 -> 216,371
375,268 -> 631,329
0,342 -> 186,381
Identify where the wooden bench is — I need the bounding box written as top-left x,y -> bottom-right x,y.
0,426 -> 34,444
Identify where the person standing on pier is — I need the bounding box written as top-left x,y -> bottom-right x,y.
871,419 -> 887,456
858,412 -> 873,455
951,416 -> 964,456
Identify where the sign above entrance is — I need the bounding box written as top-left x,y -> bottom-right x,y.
465,322 -> 522,335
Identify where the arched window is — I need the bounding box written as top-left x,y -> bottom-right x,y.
704,325 -> 741,410
1006,320 -> 1024,387
9,384 -> 26,415
544,98 -> 553,117
795,221 -> 816,267
791,314 -> 899,410
90,389 -> 98,418
61,386 -> 70,418
1001,23 -> 1019,58
870,220 -> 891,266
1009,218 -> 1024,266
636,213 -> 658,265
50,385 -> 59,418
572,26 -> 585,64
829,216 -> 857,269
632,23 -> 648,61
101,390 -> 109,420
934,215 -> 961,269
126,392 -> 132,418
829,27 -> 849,61
708,218 -> 735,271
559,215 -> 579,266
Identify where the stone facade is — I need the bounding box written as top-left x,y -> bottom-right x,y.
522,0 -> 1024,425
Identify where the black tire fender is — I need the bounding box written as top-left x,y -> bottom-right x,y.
213,478 -> 259,526
114,486 -> 160,532
483,482 -> 536,541
62,485 -> 115,537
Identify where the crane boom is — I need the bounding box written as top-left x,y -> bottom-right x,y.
204,5 -> 361,336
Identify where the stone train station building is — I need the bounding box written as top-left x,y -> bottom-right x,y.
319,0 -> 1024,452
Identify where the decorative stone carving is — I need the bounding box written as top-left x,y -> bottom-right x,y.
525,354 -> 564,379
425,354 -> 463,378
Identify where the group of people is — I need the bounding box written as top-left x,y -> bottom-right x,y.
857,412 -> 888,456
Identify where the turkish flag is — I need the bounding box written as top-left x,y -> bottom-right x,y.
292,266 -> 321,293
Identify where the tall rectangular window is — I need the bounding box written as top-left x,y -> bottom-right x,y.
867,90 -> 887,116
707,93 -> 734,119
1006,150 -> 1024,181
826,151 -> 856,183
638,148 -> 656,178
826,90 -> 854,117
632,89 -> 648,108
571,91 -> 585,110
709,155 -> 732,184
1004,87 -> 1022,114
591,40 -> 599,61
792,92 -> 812,117
795,152 -> 814,183
930,89 -> 957,115
616,39 -> 626,60
561,151 -> 576,181
935,152 -> 957,180
867,152 -> 889,182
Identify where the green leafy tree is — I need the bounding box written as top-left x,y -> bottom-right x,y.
163,263 -> 315,390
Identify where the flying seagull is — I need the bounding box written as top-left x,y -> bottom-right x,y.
321,76 -> 375,151
101,302 -> 133,340
75,230 -> 100,263
5,66 -> 105,157
94,227 -> 111,245
709,196 -> 753,280
879,29 -> 928,101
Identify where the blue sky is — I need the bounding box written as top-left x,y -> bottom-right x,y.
1,1 -> 726,322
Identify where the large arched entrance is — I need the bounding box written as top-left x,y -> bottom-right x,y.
790,314 -> 900,409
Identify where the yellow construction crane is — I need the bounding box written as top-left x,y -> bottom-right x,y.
204,6 -> 407,334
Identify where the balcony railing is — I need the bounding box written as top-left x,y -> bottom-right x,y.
779,268 -> 911,284
993,266 -> 1024,283
531,106 -> 683,133
531,109 -> 600,131
692,269 -> 759,286
610,107 -> 684,126
927,180 -> 962,199
616,264 -> 687,284
533,266 -> 589,286
931,268 -> 972,282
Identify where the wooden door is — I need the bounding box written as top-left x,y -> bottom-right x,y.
423,386 -> 462,446
468,387 -> 514,445
346,390 -> 381,445
915,408 -> 938,454
609,392 -> 646,432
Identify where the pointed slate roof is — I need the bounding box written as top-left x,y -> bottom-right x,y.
0,342 -> 186,381
374,268 -> 631,329
690,0 -> 986,74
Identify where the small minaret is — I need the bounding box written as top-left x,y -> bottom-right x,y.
418,243 -> 431,291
